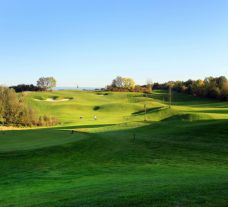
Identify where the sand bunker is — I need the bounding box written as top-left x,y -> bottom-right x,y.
46,98 -> 70,102
34,98 -> 70,102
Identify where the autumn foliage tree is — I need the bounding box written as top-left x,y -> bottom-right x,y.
154,76 -> 228,101
110,76 -> 135,91
0,86 -> 59,126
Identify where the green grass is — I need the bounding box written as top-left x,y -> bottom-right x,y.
0,90 -> 228,206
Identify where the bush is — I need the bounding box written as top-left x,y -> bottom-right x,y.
10,84 -> 42,92
0,86 -> 60,127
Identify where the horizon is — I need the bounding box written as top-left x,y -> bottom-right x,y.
2,74 -> 228,89
0,0 -> 228,87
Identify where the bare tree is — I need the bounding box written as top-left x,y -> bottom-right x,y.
37,77 -> 57,91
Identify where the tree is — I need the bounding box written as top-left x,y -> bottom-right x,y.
192,80 -> 204,96
216,76 -> 227,89
111,76 -> 124,88
37,77 -> 56,91
0,86 -> 59,127
173,81 -> 184,92
122,77 -> 135,90
221,82 -> 228,101
146,79 -> 153,93
111,76 -> 135,90
184,79 -> 194,94
0,86 -> 25,125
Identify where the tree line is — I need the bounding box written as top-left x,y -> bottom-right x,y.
107,76 -> 228,101
0,86 -> 59,127
8,75 -> 228,102
10,77 -> 57,92
153,76 -> 228,101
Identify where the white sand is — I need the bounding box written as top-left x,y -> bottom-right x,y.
34,98 -> 70,102
46,98 -> 70,102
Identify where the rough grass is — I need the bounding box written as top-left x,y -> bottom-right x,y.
0,90 -> 227,207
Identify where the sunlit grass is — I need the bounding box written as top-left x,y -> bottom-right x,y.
0,90 -> 227,206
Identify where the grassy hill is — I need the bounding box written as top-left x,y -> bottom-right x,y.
0,90 -> 228,206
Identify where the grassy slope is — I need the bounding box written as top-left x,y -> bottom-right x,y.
0,90 -> 228,207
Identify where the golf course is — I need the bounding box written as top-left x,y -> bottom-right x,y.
0,90 -> 227,207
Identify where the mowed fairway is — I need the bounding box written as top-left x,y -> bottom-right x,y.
0,90 -> 228,207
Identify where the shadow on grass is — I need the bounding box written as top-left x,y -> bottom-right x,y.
190,109 -> 228,114
1,118 -> 228,156
132,106 -> 167,115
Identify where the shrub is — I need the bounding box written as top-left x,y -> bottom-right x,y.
10,84 -> 42,92
0,86 -> 60,127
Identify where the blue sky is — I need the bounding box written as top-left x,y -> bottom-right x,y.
0,0 -> 227,87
